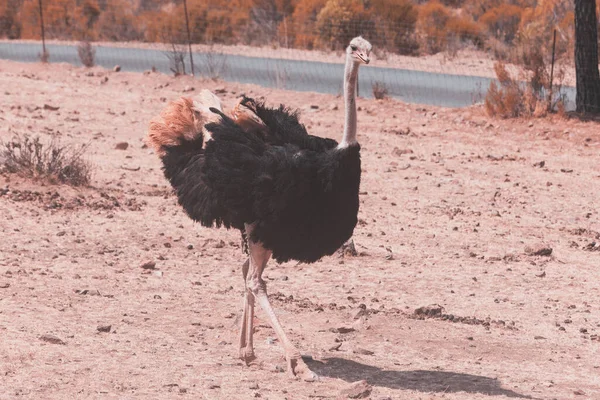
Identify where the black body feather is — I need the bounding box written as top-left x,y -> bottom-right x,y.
160,97 -> 361,263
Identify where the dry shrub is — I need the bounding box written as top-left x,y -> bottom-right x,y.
77,41 -> 95,67
372,81 -> 389,100
485,57 -> 564,119
0,135 -> 92,186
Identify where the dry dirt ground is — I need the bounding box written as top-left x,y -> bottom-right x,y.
0,59 -> 599,400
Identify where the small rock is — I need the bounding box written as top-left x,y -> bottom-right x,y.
310,105 -> 319,109
339,380 -> 372,399
0,283 -> 10,289
524,245 -> 552,257
534,335 -> 546,340
97,325 -> 111,333
113,65 -> 121,72
57,231 -> 66,237
153,270 -> 163,277
140,261 -> 156,270
163,242 -> 172,248
115,142 -> 129,150
353,347 -> 374,356
183,85 -> 195,92
43,104 -> 60,111
536,271 -> 546,278
330,326 -> 355,334
533,160 -> 545,168
154,294 -> 162,299
187,244 -> 194,250
100,76 -> 109,84
392,147 -> 414,157
329,342 -> 343,351
249,382 -> 259,390
413,304 -> 444,318
76,289 -> 101,296
574,389 -> 586,396
40,334 -> 66,345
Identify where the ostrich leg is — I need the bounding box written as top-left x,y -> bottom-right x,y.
238,258 -> 256,364
244,225 -> 317,381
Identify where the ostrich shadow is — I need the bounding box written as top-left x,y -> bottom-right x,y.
305,357 -> 533,398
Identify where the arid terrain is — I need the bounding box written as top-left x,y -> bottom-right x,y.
0,59 -> 599,400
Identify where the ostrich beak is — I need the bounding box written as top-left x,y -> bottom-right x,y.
357,54 -> 370,64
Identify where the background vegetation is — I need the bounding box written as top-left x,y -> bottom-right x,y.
0,0 -> 597,61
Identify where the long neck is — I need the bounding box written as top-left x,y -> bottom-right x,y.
338,55 -> 359,148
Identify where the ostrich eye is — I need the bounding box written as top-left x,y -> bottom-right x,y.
350,45 -> 357,51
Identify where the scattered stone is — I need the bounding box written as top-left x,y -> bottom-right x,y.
249,382 -> 259,390
115,142 -> 129,150
310,105 -> 319,109
154,295 -> 162,300
329,342 -> 343,351
524,244 -> 552,257
76,289 -> 101,296
187,244 -> 194,250
183,85 -> 195,92
40,334 -> 66,345
353,347 -> 374,356
140,261 -> 156,270
100,76 -> 109,84
57,231 -> 66,237
574,389 -> 586,396
392,147 -> 413,157
215,240 -> 226,248
533,160 -> 545,168
339,380 -> 372,399
113,65 -> 121,72
97,325 -> 111,333
536,271 -> 546,278
330,326 -> 355,334
414,304 -> 444,318
0,283 -> 10,289
163,242 -> 172,248
534,335 -> 546,340
153,270 -> 163,277
43,104 -> 60,111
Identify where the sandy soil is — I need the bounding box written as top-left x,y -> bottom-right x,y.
0,59 -> 599,400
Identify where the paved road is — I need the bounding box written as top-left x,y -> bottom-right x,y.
0,42 -> 576,109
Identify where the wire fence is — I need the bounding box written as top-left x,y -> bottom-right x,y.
1,2 -> 599,112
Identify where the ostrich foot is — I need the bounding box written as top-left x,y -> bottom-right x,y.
287,356 -> 318,382
239,347 -> 256,365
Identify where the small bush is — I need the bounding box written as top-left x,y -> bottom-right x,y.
372,81 -> 389,100
0,135 -> 92,186
164,43 -> 187,76
77,41 -> 96,68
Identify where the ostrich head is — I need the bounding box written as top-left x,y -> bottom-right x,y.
347,36 -> 372,64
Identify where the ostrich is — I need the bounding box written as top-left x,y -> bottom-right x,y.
147,37 -> 372,380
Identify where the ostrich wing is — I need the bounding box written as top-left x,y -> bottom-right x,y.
235,96 -> 338,152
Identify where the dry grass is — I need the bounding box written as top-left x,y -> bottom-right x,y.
77,41 -> 96,68
0,135 -> 92,186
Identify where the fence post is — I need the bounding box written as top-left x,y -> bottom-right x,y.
37,0 -> 46,58
548,29 -> 557,110
182,0 -> 195,76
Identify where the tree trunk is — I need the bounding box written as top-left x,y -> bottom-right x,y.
575,0 -> 600,113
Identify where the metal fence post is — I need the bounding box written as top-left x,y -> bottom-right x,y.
38,0 -> 46,58
183,0 -> 195,76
